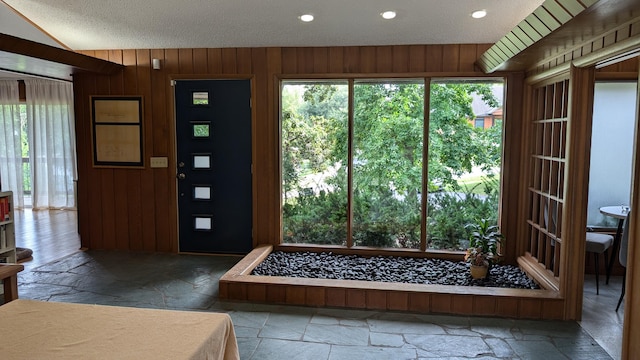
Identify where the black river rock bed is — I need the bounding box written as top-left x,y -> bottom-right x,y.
251,251 -> 540,289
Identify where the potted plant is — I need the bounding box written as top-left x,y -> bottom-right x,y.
464,218 -> 504,279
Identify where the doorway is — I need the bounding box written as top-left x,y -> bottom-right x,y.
174,79 -> 253,254
581,80 -> 638,359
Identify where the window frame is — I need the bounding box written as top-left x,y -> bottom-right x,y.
279,75 -> 506,254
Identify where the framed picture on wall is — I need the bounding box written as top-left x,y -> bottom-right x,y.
91,96 -> 144,167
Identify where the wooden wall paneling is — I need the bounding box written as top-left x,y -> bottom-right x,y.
113,168 -> 129,250
407,292 -> 430,312
227,283 -> 247,300
161,48 -> 180,253
135,49 -> 156,252
519,298 -> 542,319
425,45 -> 443,72
264,47 -> 282,245
87,52 -> 118,250
502,72 -> 525,264
222,48 -> 238,74
495,297 -> 519,318
281,48 -> 297,74
296,47 -> 314,74
207,48 -> 223,74
150,48 -> 168,155
442,44 -> 460,72
408,46 -> 425,73
365,289 -> 388,310
344,47 -> 360,73
542,299 -> 564,319
94,69 -> 117,251
359,47 -> 376,73
559,65 -> 595,320
516,84 -> 534,259
237,48 -> 252,74
312,47 -> 329,74
126,168 -> 143,251
178,49 -> 194,73
459,44 -> 478,72
266,284 -> 286,303
73,75 -> 98,248
109,49 -> 137,250
192,48 -> 208,74
451,294 -> 473,315
251,47 -> 268,247
375,46 -> 393,73
392,45 -> 409,73
346,288 -> 366,308
387,291 -> 409,311
328,47 -> 345,73
285,286 -> 306,305
306,287 -> 326,306
431,294 -> 452,313
326,288 -> 346,307
473,296 -> 497,316
246,283 -> 267,302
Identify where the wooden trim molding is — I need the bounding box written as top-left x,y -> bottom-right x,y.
621,70 -> 640,360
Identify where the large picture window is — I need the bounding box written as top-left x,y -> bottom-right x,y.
281,78 -> 503,251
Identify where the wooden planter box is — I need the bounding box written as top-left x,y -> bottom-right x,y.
219,245 -> 565,319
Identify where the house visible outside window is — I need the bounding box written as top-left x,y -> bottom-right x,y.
281,78 -> 504,251
474,117 -> 485,128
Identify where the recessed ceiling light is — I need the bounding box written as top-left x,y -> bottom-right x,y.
381,11 -> 396,20
300,14 -> 314,22
471,10 -> 487,19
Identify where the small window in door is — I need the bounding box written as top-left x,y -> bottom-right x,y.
191,122 -> 211,138
194,215 -> 213,231
192,91 -> 209,105
192,154 -> 211,169
193,185 -> 212,200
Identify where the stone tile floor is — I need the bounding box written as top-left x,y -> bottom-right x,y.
15,250 -> 613,360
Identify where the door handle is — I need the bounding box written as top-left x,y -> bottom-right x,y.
177,173 -> 186,180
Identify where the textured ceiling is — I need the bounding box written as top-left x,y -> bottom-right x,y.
1,0 -> 545,50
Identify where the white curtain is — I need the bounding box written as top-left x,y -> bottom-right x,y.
24,79 -> 77,209
0,80 -> 24,208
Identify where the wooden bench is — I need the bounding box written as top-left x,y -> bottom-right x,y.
0,264 -> 24,304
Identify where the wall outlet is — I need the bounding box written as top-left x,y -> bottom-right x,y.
149,157 -> 168,168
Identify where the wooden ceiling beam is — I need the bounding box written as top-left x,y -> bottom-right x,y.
0,33 -> 123,81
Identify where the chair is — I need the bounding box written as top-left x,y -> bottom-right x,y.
616,213 -> 630,311
585,231 -> 613,295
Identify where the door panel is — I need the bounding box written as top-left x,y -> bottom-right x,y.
174,79 -> 252,254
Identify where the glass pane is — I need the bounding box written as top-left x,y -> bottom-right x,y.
281,81 -> 349,245
194,216 -> 212,231
193,155 -> 211,169
192,123 -> 211,138
192,91 -> 209,105
352,80 -> 424,249
193,186 -> 211,200
427,80 -> 504,250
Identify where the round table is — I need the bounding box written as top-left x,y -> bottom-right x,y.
599,205 -> 630,220
599,205 -> 630,283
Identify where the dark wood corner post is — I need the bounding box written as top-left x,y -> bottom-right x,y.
560,64 -> 595,320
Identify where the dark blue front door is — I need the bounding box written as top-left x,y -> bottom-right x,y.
174,79 -> 252,254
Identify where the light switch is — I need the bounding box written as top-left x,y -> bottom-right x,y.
150,157 -> 168,168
